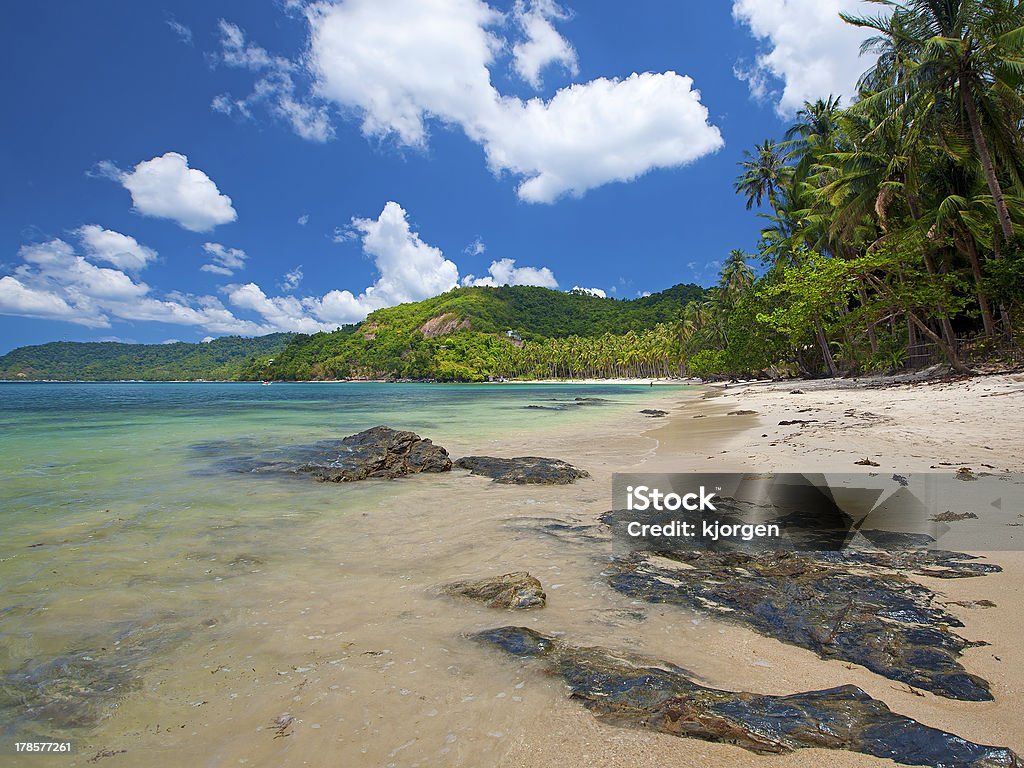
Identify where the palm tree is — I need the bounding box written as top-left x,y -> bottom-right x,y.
718,250 -> 756,310
844,0 -> 1024,244
735,139 -> 791,210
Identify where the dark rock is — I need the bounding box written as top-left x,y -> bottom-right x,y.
473,627 -> 1021,768
790,389 -> 805,394
454,456 -> 589,485
605,548 -> 996,701
855,457 -> 881,466
295,426 -> 452,482
932,511 -> 980,522
640,409 -> 669,417
444,572 -> 546,609
778,419 -> 816,426
728,409 -> 758,416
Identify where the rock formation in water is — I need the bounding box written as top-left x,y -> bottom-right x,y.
444,572 -> 546,609
295,426 -> 452,482
604,542 -> 996,701
454,456 -> 589,484
473,626 -> 1021,768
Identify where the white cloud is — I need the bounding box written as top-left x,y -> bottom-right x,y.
201,242 -> 247,276
111,152 -> 237,232
310,201 -> 460,322
2,237 -> 272,335
19,239 -> 150,302
570,286 -> 606,298
483,72 -> 723,203
0,276 -> 92,326
511,0 -> 578,89
281,266 -> 304,291
226,283 -> 337,333
214,20 -> 334,142
77,225 -> 157,272
464,237 -> 486,256
166,17 -> 193,45
297,213 -> 310,226
732,0 -> 879,116
462,257 -> 558,288
201,336 -> 215,343
214,1 -> 723,203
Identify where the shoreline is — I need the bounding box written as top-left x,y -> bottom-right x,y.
4,375 -> 1022,766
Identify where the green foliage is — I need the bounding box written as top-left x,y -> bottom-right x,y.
0,335 -> 295,381
687,349 -> 728,377
265,283 -> 706,381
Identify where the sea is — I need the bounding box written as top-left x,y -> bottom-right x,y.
0,382 -> 687,766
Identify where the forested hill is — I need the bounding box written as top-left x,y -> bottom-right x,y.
260,283 -> 705,381
0,334 -> 294,381
357,283 -> 705,340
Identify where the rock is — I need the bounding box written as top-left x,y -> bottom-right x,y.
779,419 -> 817,426
728,409 -> 758,416
790,388 -> 805,394
640,409 -> 669,417
472,627 -> 1021,768
454,456 -> 589,485
932,511 -> 980,522
296,426 -> 452,482
445,572 -> 546,609
604,546 -> 996,701
855,457 -> 881,466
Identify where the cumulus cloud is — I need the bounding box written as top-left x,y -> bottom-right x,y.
217,1 -> 722,202
281,266 -> 304,291
484,73 -> 723,202
226,283 -> 336,333
77,224 -> 157,272
213,19 -> 334,142
108,152 -> 237,232
511,0 -> 578,89
297,213 -> 310,226
0,234 -> 271,334
224,201 -> 559,330
732,0 -> 879,116
464,237 -> 486,256
200,242 -> 247,276
308,201 -> 461,323
462,257 -> 558,288
570,286 -> 606,298
0,276 -> 88,325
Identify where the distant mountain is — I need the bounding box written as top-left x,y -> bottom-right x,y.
263,283 -> 705,381
0,334 -> 295,381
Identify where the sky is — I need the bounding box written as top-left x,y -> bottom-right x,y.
0,0 -> 881,352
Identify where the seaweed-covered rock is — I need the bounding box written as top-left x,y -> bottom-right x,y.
444,572 -> 546,609
454,456 -> 589,485
295,426 -> 451,482
640,409 -> 669,417
473,627 -> 1021,768
606,547 -> 995,701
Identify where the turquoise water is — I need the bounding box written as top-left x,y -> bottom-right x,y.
0,382 -> 679,753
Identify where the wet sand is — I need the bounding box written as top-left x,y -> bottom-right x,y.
16,378 -> 1024,767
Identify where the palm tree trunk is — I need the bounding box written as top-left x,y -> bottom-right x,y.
814,319 -> 839,377
960,71 -> 1014,244
960,234 -> 996,337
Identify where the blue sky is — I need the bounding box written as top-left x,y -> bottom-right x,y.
0,0 -> 878,352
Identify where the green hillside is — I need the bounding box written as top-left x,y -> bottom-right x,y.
261,283 -> 705,381
0,334 -> 295,381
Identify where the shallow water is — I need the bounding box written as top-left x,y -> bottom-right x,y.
0,382 -> 700,766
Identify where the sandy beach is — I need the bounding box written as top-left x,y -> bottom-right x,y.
486,373 -> 1024,767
